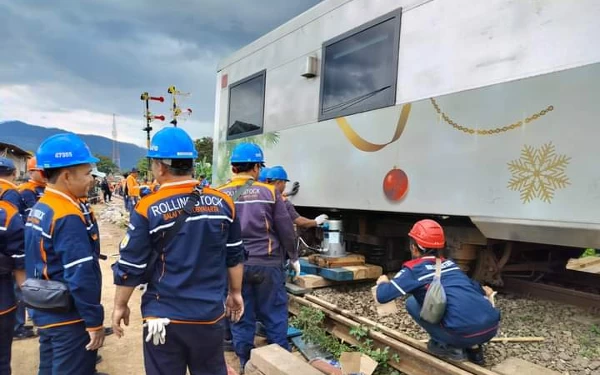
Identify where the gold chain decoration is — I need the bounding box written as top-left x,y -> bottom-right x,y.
430,98 -> 554,135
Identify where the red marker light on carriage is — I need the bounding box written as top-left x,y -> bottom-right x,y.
150,96 -> 165,102
221,74 -> 228,89
153,115 -> 165,121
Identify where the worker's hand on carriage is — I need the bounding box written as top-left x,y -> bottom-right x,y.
226,292 -> 244,323
284,181 -> 300,197
482,285 -> 495,297
314,214 -> 328,226
376,275 -> 389,285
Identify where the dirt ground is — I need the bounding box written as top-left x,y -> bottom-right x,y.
11,202 -> 244,375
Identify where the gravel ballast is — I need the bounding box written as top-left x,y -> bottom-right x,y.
311,284 -> 600,374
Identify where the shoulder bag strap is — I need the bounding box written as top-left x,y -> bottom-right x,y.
434,257 -> 442,279
231,179 -> 254,202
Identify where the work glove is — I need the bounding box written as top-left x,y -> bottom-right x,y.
144,318 -> 170,345
314,214 -> 329,226
291,260 -> 301,277
284,181 -> 300,197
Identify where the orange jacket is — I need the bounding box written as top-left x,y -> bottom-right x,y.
126,175 -> 140,197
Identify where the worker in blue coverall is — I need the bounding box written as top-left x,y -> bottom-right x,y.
0,157 -> 38,341
375,219 -> 500,365
0,200 -> 26,374
111,127 -> 245,375
228,165 -> 273,342
218,143 -> 298,372
24,133 -> 105,375
14,157 -> 46,340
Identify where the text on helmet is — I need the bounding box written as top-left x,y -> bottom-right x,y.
55,152 -> 73,158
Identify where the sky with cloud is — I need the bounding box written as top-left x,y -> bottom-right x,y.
0,0 -> 320,147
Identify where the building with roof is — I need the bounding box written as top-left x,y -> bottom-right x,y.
0,141 -> 33,180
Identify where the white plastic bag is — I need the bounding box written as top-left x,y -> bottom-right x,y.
420,257 -> 447,324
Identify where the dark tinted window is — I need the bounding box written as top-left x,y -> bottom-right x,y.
227,70 -> 266,139
319,10 -> 401,121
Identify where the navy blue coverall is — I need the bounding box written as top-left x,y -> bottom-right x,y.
218,175 -> 296,368
113,180 -> 246,375
376,256 -> 501,348
24,188 -> 104,375
0,201 -> 25,374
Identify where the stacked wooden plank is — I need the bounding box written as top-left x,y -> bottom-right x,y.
293,253 -> 382,289
566,256 -> 600,274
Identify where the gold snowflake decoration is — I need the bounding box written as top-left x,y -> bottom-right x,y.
507,142 -> 571,203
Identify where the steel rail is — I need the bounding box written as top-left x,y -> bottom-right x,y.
288,294 -> 500,375
501,277 -> 600,312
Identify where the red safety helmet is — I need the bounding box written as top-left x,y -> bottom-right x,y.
408,219 -> 445,249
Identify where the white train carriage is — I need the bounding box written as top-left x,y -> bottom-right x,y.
212,0 -> 600,282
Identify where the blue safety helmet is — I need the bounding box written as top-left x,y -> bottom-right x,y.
148,127 -> 198,159
0,157 -> 16,171
258,167 -> 270,182
230,143 -> 264,164
267,166 -> 289,181
139,186 -> 152,197
36,133 -> 99,169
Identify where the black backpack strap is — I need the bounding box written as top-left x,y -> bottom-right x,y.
143,185 -> 204,282
232,179 -> 254,202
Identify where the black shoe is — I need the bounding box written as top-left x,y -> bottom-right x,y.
223,339 -> 234,352
427,339 -> 467,362
466,345 -> 485,365
13,328 -> 37,340
255,321 -> 267,338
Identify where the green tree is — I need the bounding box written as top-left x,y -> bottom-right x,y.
194,137 -> 213,163
136,157 -> 150,178
95,154 -> 118,174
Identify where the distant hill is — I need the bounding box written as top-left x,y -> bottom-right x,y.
0,121 -> 145,170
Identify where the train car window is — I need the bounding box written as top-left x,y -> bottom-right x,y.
318,9 -> 401,122
227,70 -> 266,140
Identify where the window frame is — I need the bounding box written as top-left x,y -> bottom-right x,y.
318,8 -> 402,122
226,69 -> 267,140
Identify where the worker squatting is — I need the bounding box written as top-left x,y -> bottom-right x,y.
0,127 -> 501,375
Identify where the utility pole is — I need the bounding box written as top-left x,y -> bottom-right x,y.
111,114 -> 121,170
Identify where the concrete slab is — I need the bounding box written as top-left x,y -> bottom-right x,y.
492,357 -> 561,375
248,344 -> 323,375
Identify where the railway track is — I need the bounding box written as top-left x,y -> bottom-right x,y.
288,294 -> 501,375
501,277 -> 600,312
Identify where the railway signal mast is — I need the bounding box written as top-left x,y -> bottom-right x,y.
167,85 -> 192,127
140,92 -> 165,178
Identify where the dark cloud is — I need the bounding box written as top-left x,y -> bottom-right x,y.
0,0 -> 320,137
